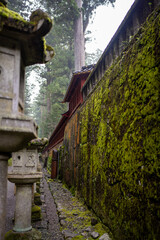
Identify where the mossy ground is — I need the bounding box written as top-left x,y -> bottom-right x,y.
0,5 -> 26,22
58,189 -> 111,239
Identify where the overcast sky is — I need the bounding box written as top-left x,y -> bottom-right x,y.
86,0 -> 135,53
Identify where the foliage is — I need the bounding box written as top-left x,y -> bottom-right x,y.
44,0 -> 116,32
8,0 -> 44,19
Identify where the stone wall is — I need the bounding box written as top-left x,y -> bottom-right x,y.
82,0 -> 159,101
60,4 -> 160,240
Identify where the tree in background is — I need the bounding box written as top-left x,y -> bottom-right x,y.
44,0 -> 116,71
8,0 -> 116,138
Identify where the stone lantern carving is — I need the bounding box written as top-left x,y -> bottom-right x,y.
0,1 -> 54,239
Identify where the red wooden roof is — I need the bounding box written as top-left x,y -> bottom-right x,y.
63,65 -> 94,102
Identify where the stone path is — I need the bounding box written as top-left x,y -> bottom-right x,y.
33,174 -> 64,240
6,168 -> 112,240
43,169 -> 112,240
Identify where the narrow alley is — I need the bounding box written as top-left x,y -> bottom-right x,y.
5,168 -> 111,240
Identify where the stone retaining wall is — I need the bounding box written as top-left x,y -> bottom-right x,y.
59,3 -> 160,240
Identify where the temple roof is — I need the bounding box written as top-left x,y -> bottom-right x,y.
63,65 -> 95,102
0,2 -> 54,66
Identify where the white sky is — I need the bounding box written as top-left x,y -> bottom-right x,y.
86,0 -> 135,53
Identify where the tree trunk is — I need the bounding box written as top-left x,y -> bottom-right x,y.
74,0 -> 85,71
46,77 -> 51,114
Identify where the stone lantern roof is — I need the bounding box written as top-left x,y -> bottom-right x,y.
0,1 -> 54,66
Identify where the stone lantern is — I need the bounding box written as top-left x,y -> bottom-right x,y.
7,138 -> 49,232
8,148 -> 42,233
0,1 -> 54,239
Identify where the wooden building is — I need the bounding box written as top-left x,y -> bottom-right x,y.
44,65 -> 94,178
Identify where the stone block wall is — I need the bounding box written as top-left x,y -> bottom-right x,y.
60,5 -> 160,240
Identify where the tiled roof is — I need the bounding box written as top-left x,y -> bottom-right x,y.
73,64 -> 95,75
63,65 -> 95,102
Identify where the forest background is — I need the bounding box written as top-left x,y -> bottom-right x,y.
8,0 -> 116,138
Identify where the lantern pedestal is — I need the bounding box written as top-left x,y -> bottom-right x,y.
8,174 -> 42,232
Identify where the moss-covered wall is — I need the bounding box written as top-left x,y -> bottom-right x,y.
61,7 -> 160,240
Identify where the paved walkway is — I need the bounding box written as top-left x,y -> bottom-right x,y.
6,168 -> 111,240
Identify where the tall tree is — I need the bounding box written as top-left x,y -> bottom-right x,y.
74,0 -> 85,70
44,0 -> 116,71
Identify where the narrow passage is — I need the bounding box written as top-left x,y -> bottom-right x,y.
39,175 -> 64,239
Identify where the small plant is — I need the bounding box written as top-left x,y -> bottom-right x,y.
8,158 -> 12,166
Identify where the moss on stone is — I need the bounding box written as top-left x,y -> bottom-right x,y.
8,158 -> 12,166
0,5 -> 28,23
34,193 -> 42,205
31,205 -> 42,222
0,5 -> 54,65
4,228 -> 42,240
30,9 -> 52,25
78,7 -> 160,240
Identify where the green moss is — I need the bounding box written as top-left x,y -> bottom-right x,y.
31,205 -> 42,221
72,236 -> 85,240
47,155 -> 52,172
0,5 -> 28,22
34,193 -> 42,205
30,9 -> 52,25
8,158 -> 12,166
32,205 -> 41,212
47,178 -> 53,183
43,38 -> 55,61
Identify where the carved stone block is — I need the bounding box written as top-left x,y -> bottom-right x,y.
12,149 -> 38,174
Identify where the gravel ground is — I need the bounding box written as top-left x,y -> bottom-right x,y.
37,175 -> 64,240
